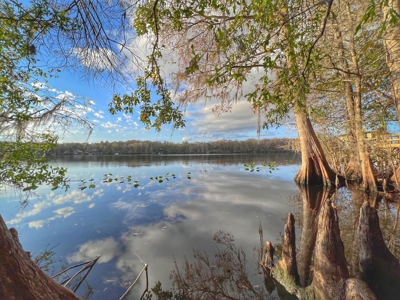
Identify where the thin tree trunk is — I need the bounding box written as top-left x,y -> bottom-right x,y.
0,214 -> 79,300
333,24 -> 361,181
383,0 -> 400,187
294,104 -> 337,186
345,2 -> 378,191
384,0 -> 400,122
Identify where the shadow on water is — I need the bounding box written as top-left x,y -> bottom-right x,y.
260,184 -> 400,300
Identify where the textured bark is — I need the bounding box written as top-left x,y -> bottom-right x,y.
357,202 -> 400,299
261,241 -> 275,294
384,0 -> 400,122
346,7 -> 378,191
347,184 -> 366,277
294,105 -> 338,186
344,278 -> 376,300
0,214 -> 79,300
262,241 -> 274,270
297,185 -> 329,287
312,200 -> 349,300
333,24 -> 361,181
279,213 -> 299,285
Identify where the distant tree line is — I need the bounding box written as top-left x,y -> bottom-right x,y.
52,138 -> 299,155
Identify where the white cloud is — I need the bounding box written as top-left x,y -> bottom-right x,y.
94,112 -> 104,119
28,220 -> 46,229
93,189 -> 104,197
53,206 -> 75,218
7,201 -> 52,225
52,190 -> 93,205
101,121 -> 121,129
56,91 -> 76,101
67,237 -> 120,264
186,101 -> 260,139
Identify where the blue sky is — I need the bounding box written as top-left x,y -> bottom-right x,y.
44,70 -> 296,144
16,0 -> 297,144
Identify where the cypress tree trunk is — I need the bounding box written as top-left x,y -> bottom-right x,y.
294,105 -> 337,186
312,200 -> 349,300
0,214 -> 79,300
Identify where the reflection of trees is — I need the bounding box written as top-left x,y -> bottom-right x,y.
52,153 -> 301,169
264,184 -> 400,299
170,231 -> 271,300
296,185 -> 331,287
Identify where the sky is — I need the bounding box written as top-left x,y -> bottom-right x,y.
40,60 -> 297,144
14,0 -> 300,144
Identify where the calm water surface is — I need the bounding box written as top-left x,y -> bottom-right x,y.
0,153 -> 301,299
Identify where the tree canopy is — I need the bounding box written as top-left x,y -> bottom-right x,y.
0,0 -> 138,194
120,0 -> 400,188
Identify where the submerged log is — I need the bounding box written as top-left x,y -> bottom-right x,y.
0,214 -> 79,300
357,202 -> 400,299
312,200 -> 349,300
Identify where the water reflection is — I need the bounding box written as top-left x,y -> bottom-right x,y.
3,153 -> 400,299
1,154 -> 300,299
262,184 -> 400,300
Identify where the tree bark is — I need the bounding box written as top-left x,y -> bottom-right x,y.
294,104 -> 338,186
0,214 -> 79,300
312,200 -> 349,300
384,0 -> 400,122
279,213 -> 300,285
357,202 -> 400,299
333,23 -> 361,181
297,185 -> 329,287
339,3 -> 378,191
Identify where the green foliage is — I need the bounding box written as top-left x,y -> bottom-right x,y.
356,0 -> 400,34
110,73 -> 185,131
0,0 -> 91,195
0,135 -> 70,192
244,162 -> 278,173
129,0 -> 332,130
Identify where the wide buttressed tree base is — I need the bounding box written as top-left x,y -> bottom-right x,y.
294,108 -> 338,186
0,214 -> 79,300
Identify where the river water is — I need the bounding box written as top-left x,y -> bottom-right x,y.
1,153 -> 304,299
